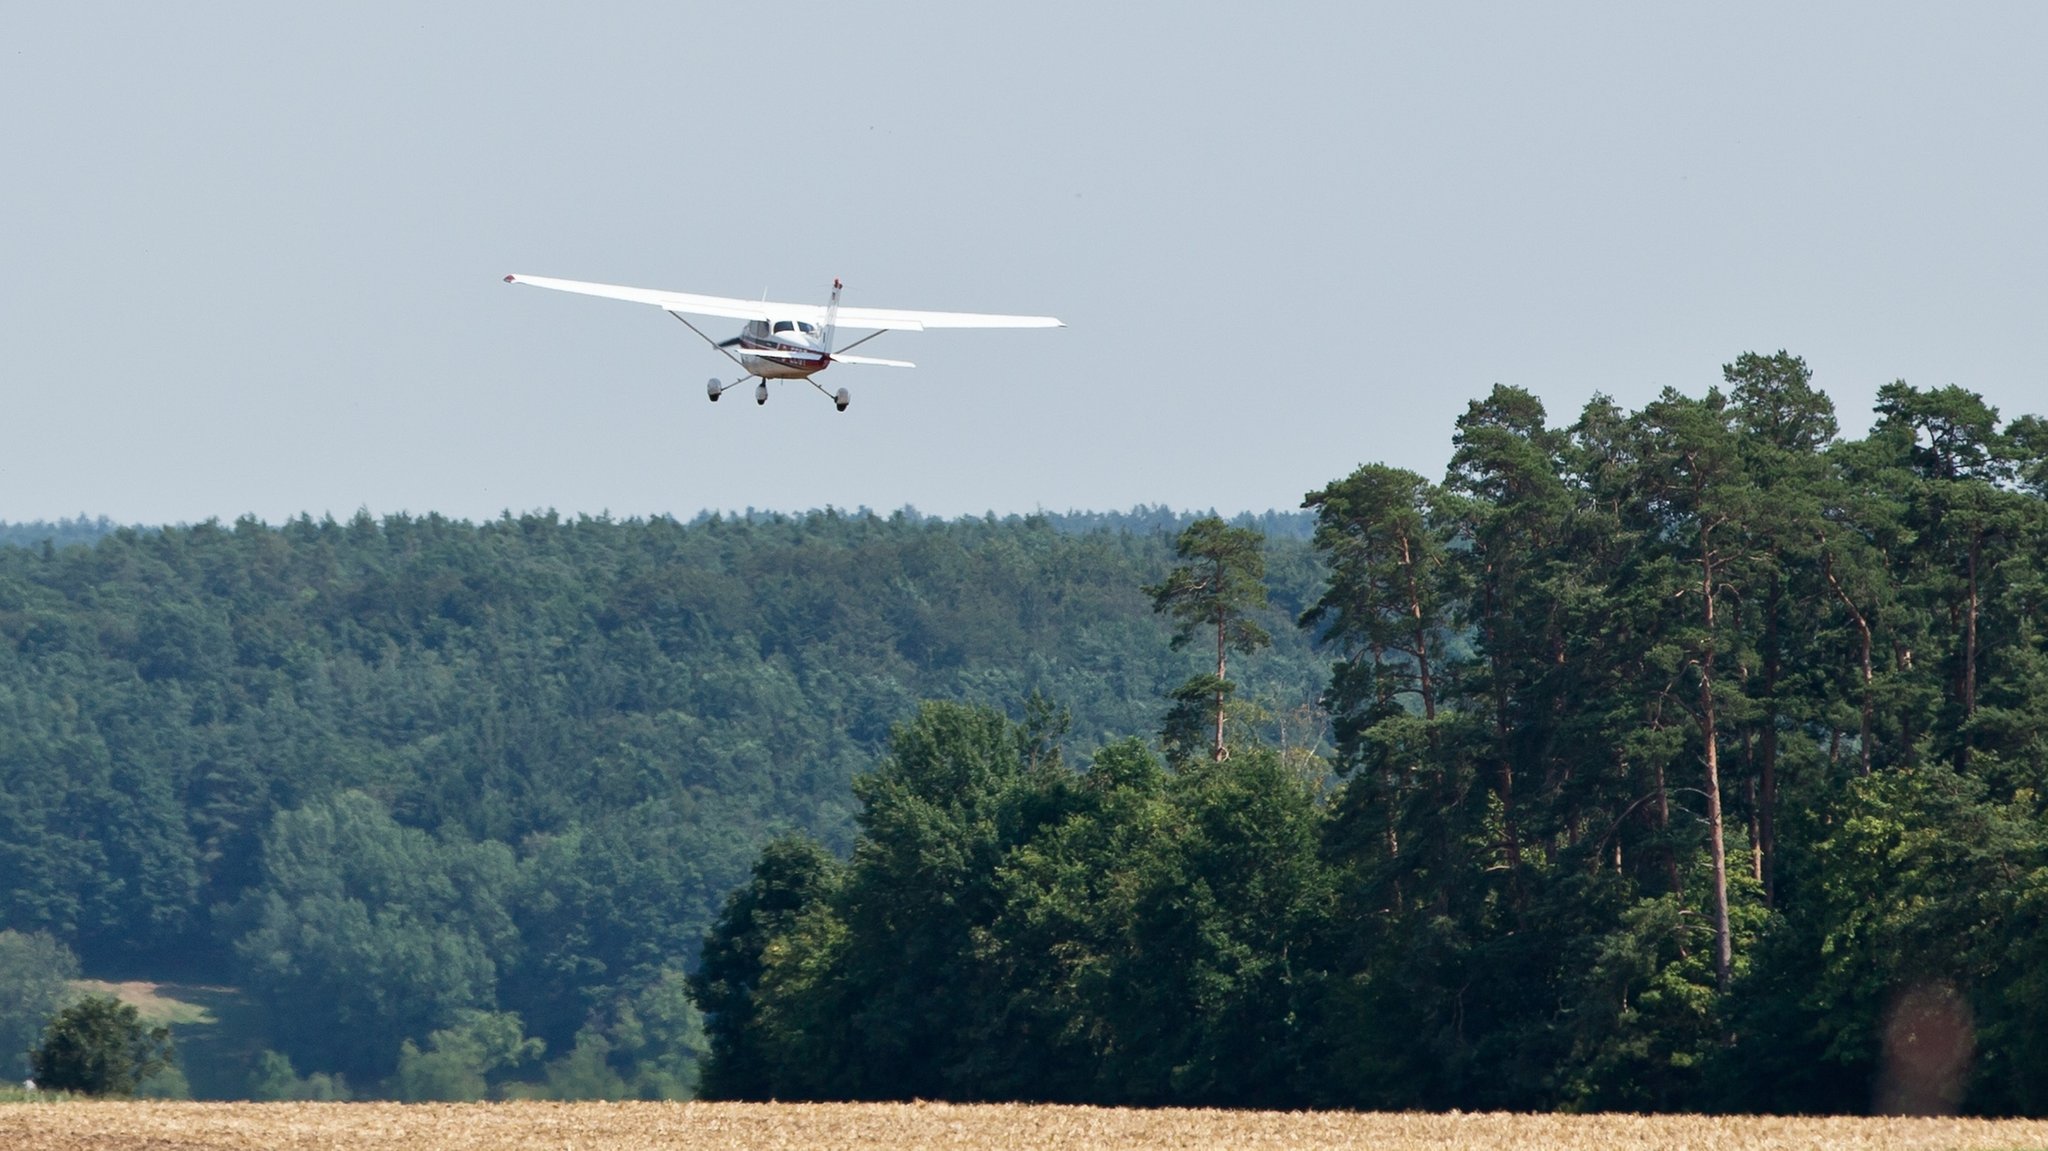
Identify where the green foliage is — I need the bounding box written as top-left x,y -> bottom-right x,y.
696,707 -> 1333,1107
689,837 -> 841,1100
1147,517 -> 1273,763
133,1061 -> 191,1099
389,1010 -> 543,1102
16,366 -> 2048,1114
29,996 -> 174,1097
1148,517 -> 1274,659
228,791 -> 519,1082
697,360 -> 2048,1116
246,1050 -> 351,1101
0,930 -> 80,1080
521,967 -> 707,1100
0,508 -> 1325,1094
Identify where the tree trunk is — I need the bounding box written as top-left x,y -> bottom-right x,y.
1656,759 -> 1680,898
1212,601 -> 1229,762
1746,775 -> 1763,884
1758,580 -> 1780,907
1474,553 -> 1524,884
1959,535 -> 1979,771
1821,551 -> 1875,776
1699,517 -> 1733,992
1403,535 -> 1436,722
1490,631 -> 1522,876
1701,658 -> 1733,991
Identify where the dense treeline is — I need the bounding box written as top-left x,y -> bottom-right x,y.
0,507 -> 1326,1095
0,516 -> 126,551
700,356 -> 2048,1115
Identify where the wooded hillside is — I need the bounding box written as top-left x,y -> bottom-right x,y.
6,353 -> 2048,1113
0,507 -> 1325,1093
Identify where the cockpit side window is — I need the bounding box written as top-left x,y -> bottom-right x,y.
798,322 -> 817,335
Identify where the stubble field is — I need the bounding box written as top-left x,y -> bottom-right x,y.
4,1101 -> 2048,1151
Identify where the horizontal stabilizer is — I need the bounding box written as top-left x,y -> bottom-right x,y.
830,353 -> 916,368
737,347 -> 825,362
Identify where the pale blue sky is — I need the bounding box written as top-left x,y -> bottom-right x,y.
5,3 -> 2045,524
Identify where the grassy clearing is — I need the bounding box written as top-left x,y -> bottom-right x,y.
68,981 -> 219,1027
63,981 -> 267,1099
1,1101 -> 2046,1151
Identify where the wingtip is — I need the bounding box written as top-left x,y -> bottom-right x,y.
503,274 -> 516,283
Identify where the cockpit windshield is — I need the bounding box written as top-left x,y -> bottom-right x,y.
772,320 -> 796,334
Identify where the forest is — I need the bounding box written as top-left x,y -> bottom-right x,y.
0,503 -> 1326,1098
5,352 -> 2048,1113
691,354 -> 2048,1115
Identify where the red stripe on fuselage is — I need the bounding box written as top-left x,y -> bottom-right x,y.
737,337 -> 828,379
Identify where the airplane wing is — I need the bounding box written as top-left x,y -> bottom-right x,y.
504,275 -> 776,322
504,274 -> 1062,331
826,305 -> 1063,332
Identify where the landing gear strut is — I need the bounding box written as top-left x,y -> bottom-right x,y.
673,313 -> 852,414
808,377 -> 850,412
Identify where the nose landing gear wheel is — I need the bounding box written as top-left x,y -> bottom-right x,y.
755,381 -> 769,405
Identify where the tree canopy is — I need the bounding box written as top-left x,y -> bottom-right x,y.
0,506 -> 1323,1094
30,996 -> 174,1097
10,356 -> 2048,1112
694,360 -> 2048,1116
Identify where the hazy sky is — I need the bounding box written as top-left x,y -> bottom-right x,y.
5,3 -> 2045,525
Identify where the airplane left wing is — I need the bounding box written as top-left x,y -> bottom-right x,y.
829,304 -> 1063,331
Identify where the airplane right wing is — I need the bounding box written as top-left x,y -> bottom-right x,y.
504,275 -> 777,322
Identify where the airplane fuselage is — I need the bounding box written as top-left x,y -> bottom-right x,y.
736,318 -> 829,379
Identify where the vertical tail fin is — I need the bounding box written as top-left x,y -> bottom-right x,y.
823,277 -> 842,356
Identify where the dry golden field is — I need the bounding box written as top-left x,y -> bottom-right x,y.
4,1101 -> 2048,1151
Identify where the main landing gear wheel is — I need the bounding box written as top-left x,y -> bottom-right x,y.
707,378 -> 722,402
835,387 -> 850,412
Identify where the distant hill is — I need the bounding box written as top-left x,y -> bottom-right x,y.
0,506 -> 1315,549
0,516 -> 131,550
0,507 -> 1328,1087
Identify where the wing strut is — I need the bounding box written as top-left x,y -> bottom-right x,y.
668,311 -> 754,374
830,329 -> 888,356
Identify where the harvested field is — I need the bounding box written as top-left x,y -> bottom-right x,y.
4,1101 -> 2048,1151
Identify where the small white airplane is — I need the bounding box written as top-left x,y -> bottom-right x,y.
504,273 -> 1063,411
